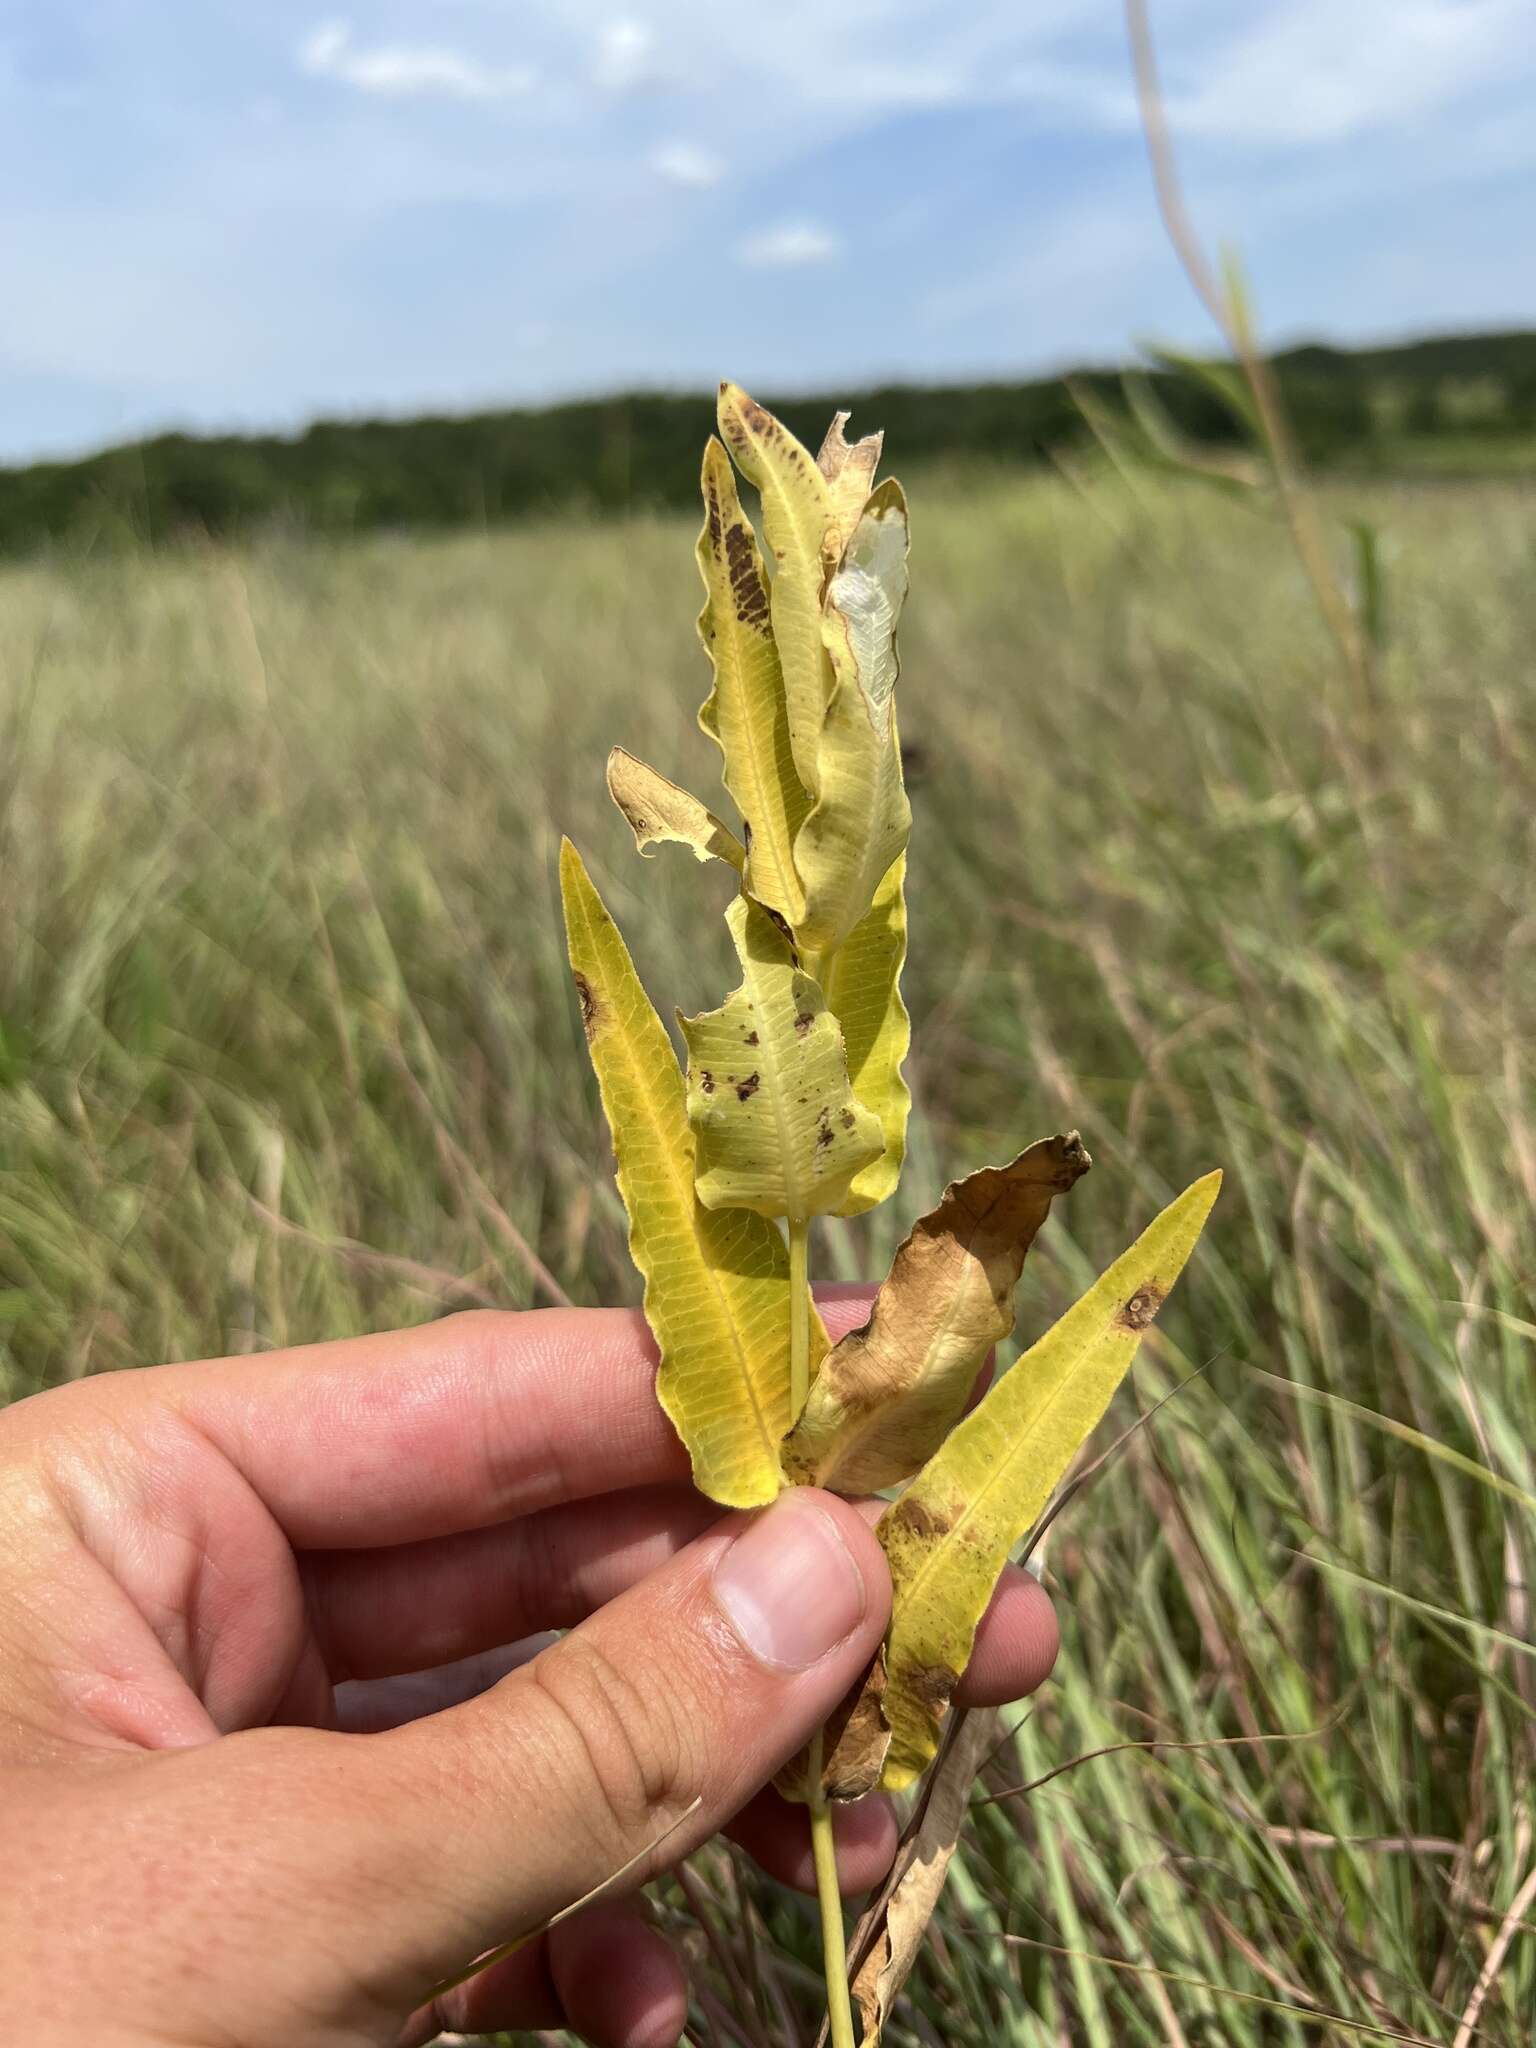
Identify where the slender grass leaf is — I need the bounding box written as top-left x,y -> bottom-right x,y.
823,853 -> 911,1215
1143,341 -> 1263,439
695,436 -> 809,926
1299,1553 -> 1536,1664
1253,1369 -> 1536,1513
680,895 -> 883,1222
877,1170 -> 1222,1788
783,1134 -> 1092,1492
716,383 -> 837,798
605,747 -> 745,870
796,480 -> 913,959
1119,371 -> 1264,491
1348,519 -> 1389,655
559,839 -> 793,1507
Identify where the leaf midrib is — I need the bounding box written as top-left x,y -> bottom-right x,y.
714,585 -> 803,921
890,1309 -> 1124,1627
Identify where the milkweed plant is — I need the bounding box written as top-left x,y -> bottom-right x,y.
559,384 -> 1220,2045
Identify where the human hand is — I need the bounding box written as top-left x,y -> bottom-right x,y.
0,1301 -> 1057,2047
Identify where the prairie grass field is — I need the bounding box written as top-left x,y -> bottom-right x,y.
2,467 -> 1534,2045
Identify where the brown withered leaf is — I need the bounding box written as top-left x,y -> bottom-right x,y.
774,1646 -> 891,1807
816,410 -> 884,548
605,746 -> 746,870
782,1133 -> 1091,1493
814,1709 -> 997,2048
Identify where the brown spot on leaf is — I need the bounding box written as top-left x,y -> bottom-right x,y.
885,1497 -> 954,1543
794,1012 -> 814,1038
699,1069 -> 716,1095
772,1649 -> 891,1806
906,1663 -> 957,1715
573,973 -> 599,1042
744,1030 -> 760,1047
704,479 -> 723,550
1117,1283 -> 1166,1332
821,1649 -> 891,1801
839,1108 -> 857,1130
725,523 -> 770,632
736,1072 -> 760,1101
810,1332 -> 887,1419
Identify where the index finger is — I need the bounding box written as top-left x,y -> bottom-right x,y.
151,1293 -> 877,1549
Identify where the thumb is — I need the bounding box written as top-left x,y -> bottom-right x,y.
245,1487 -> 888,2017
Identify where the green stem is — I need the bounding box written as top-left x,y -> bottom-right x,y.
788,1215 -> 811,1421
808,1730 -> 858,2048
788,1218 -> 851,2038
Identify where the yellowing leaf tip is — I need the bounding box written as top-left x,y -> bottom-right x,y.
1174,1167 -> 1223,1227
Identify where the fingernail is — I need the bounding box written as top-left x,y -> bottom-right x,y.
712,1492 -> 869,1672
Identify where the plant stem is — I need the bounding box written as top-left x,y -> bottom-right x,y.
787,1216 -> 850,2035
807,1728 -> 858,2048
788,1215 -> 811,1420
789,1215 -> 853,2038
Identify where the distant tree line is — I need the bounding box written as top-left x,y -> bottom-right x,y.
2,331 -> 1533,556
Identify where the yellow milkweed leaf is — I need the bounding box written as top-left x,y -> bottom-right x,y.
605,747 -> 746,870
680,894 -> 884,1222
817,410 -> 884,549
716,383 -> 837,798
877,1170 -> 1223,1788
795,481 -> 912,960
823,854 -> 911,1215
782,1134 -> 1091,1493
695,437 -> 809,926
559,839 -> 792,1507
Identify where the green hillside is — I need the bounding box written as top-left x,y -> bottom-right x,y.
2,328 -> 1533,555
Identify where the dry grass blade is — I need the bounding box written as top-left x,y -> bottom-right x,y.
1122,0 -> 1373,722
974,1722 -> 1341,1809
1450,1862 -> 1536,2048
994,1937 -> 1445,2046
849,1710 -> 999,2042
427,1797 -> 703,2000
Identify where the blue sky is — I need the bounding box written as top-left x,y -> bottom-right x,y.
1,0 -> 1532,462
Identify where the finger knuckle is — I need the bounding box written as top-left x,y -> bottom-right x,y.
528,1634 -> 693,1843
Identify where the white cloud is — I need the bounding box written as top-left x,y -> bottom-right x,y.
739,221 -> 841,268
593,18 -> 657,92
651,141 -> 725,188
1160,0 -> 1532,146
298,20 -> 534,101
7,0 -> 1536,463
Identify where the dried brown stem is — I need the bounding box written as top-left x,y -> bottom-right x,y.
1124,0 -> 1376,732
